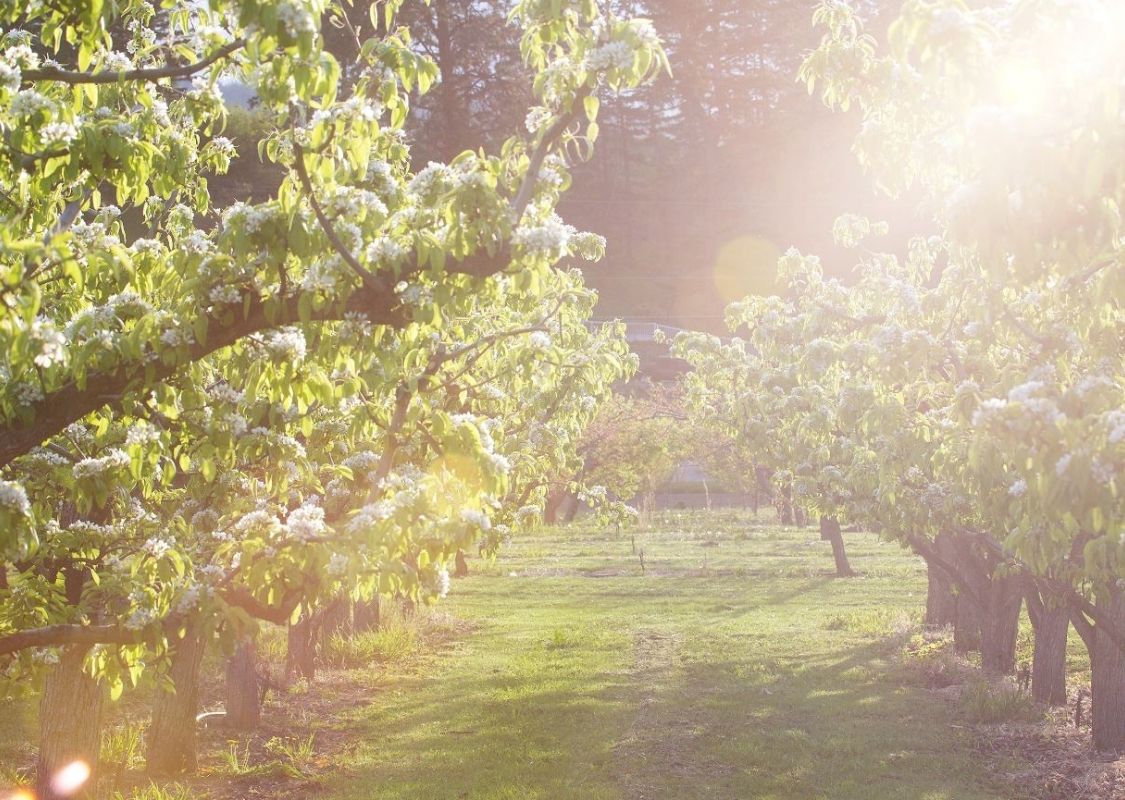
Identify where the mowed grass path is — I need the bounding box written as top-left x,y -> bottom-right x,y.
324,513 -> 1004,800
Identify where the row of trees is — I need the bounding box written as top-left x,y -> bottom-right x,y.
675,0 -> 1124,751
0,0 -> 667,794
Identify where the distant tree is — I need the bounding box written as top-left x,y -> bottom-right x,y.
577,388 -> 692,517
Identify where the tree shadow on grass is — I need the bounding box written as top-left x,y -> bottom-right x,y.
614,637 -> 1001,800
322,644 -> 636,800
322,630 -> 999,800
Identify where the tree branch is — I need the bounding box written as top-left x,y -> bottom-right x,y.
292,142 -> 381,289
0,284 -> 403,469
21,40 -> 246,86
0,623 -> 143,657
511,88 -> 591,221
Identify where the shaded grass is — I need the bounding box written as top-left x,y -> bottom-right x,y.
320,513 -> 1021,800
3,513 -> 1083,799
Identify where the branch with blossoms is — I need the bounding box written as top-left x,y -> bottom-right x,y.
20,39 -> 247,86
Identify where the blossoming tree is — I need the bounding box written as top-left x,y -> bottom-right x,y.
0,0 -> 666,789
677,0 -> 1123,751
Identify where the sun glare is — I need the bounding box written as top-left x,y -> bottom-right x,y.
49,761 -> 90,797
994,59 -> 1048,117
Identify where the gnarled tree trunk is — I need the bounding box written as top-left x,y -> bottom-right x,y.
146,623 -> 206,775
36,645 -> 104,799
1025,583 -> 1069,706
544,487 -> 569,525
819,516 -> 854,577
947,534 -> 982,653
1090,589 -> 1125,752
925,557 -> 957,627
980,573 -> 1022,675
318,596 -> 352,643
354,596 -> 381,633
454,550 -> 469,578
287,614 -> 318,682
777,483 -> 794,526
224,641 -> 261,731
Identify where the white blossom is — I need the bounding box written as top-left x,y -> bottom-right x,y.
3,44 -> 39,69
286,503 -> 326,542
585,40 -> 634,71
0,62 -> 19,92
263,327 -> 307,361
175,582 -> 203,614
277,0 -> 317,36
1008,479 -> 1027,498
528,331 -> 552,350
328,552 -> 349,577
234,510 -> 283,538
125,424 -> 159,446
1092,460 -> 1115,485
525,105 -> 552,133
349,500 -> 394,532
1107,411 -> 1125,444
971,398 -> 1007,426
30,319 -> 66,368
160,326 -> 194,348
9,89 -> 54,117
0,480 -> 30,515
1007,381 -> 1044,403
461,508 -> 491,530
512,216 -> 575,258
366,236 -> 409,265
40,121 -> 78,144
209,284 -> 241,305
143,536 -> 174,559
73,449 -> 130,479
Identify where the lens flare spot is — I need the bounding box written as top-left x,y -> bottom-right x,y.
713,236 -> 781,302
7,791 -> 35,800
50,760 -> 90,797
995,59 -> 1048,116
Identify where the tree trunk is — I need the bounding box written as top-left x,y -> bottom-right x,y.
925,557 -> 957,627
354,596 -> 381,633
561,493 -> 580,523
544,487 -> 567,525
948,535 -> 982,653
980,573 -> 1022,674
954,593 -> 983,653
318,597 -> 351,642
146,623 -> 206,775
287,615 -> 317,682
454,550 -> 469,578
1091,588 -> 1125,752
224,641 -> 261,731
36,646 -> 104,799
777,483 -> 794,526
819,516 -> 854,577
1025,584 -> 1069,706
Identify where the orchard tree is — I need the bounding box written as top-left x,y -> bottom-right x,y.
574,387 -> 691,519
676,0 -> 1123,751
0,0 -> 667,790
799,0 -> 1124,748
674,268 -> 864,577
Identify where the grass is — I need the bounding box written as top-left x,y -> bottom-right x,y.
321,620 -> 417,668
3,511 -> 1092,799
317,512 -> 1025,800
